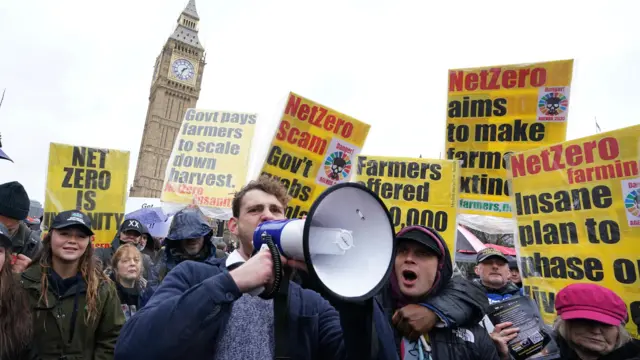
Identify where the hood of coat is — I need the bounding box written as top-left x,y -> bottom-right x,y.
390,225 -> 453,308
163,237 -> 214,267
165,210 -> 213,242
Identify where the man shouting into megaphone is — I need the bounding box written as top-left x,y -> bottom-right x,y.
115,176 -> 397,359
115,176 -> 487,359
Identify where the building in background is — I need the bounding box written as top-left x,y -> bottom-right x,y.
129,0 -> 206,198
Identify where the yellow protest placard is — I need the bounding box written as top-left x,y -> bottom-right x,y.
43,143 -> 130,248
446,59 -> 574,218
259,92 -> 370,218
161,109 -> 256,216
353,156 -> 460,252
509,125 -> 640,338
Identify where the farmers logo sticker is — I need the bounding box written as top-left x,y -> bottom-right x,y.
622,178 -> 640,227
324,151 -> 352,181
315,138 -> 360,187
537,86 -> 570,122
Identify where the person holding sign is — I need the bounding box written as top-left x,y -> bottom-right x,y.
0,223 -> 39,360
475,248 -> 561,359
381,225 -> 500,359
553,284 -> 640,359
19,210 -> 124,360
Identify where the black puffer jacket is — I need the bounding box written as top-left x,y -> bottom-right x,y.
378,225 -> 500,360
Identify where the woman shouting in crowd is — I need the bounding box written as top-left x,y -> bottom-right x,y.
19,210 -> 124,360
380,225 -> 499,359
0,223 -> 39,360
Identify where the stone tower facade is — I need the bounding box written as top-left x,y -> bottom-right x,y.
129,0 -> 206,198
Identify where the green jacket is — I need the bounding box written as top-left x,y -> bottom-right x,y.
19,264 -> 125,360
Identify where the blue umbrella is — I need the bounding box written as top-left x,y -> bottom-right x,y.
125,207 -> 167,225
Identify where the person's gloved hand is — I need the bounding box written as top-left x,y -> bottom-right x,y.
392,304 -> 438,340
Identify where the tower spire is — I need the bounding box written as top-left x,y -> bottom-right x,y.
170,0 -> 203,50
183,0 -> 199,20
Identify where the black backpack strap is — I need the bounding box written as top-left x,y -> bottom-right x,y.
274,270 -> 291,360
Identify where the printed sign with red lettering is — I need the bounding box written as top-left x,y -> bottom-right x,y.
160,109 -> 257,219
259,92 -> 370,218
508,124 -> 640,339
445,59 -> 574,218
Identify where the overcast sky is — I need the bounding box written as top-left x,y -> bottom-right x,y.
0,0 -> 638,203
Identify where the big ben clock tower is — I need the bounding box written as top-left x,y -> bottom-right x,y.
129,0 -> 206,198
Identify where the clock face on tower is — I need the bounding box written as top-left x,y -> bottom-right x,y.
171,58 -> 195,81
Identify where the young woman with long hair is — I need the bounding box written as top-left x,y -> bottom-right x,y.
19,210 -> 124,360
0,223 -> 39,360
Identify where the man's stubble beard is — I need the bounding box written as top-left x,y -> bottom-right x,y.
237,226 -> 254,259
483,277 -> 507,289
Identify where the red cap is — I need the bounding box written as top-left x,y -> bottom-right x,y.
555,283 -> 627,326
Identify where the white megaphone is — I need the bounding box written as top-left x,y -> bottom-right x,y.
251,182 -> 395,302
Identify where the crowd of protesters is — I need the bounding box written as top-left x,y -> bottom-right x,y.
0,179 -> 638,360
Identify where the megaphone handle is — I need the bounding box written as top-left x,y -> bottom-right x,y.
247,233 -> 283,300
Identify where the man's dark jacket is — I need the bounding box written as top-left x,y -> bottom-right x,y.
114,257 -> 398,360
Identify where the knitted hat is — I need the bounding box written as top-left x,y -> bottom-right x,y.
0,181 -> 30,220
